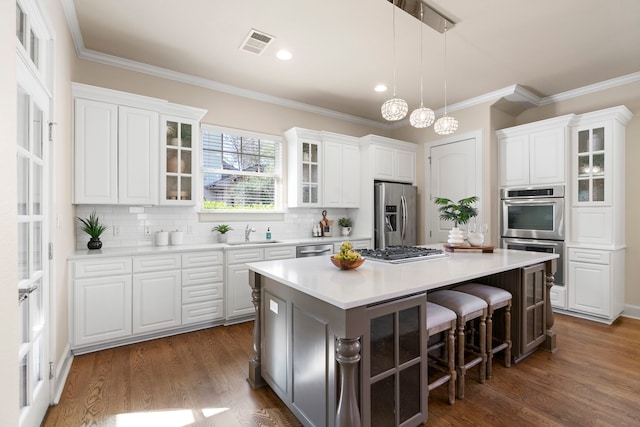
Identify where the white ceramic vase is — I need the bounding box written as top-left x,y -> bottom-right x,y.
341,226 -> 351,236
447,227 -> 465,245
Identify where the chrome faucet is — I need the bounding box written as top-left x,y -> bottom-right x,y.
245,224 -> 256,242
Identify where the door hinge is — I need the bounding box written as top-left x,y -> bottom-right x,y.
49,362 -> 54,380
48,242 -> 53,260
428,156 -> 431,165
48,122 -> 57,142
429,230 -> 432,238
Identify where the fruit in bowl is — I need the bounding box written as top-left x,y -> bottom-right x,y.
331,242 -> 365,270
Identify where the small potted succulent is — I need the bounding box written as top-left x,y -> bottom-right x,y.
77,210 -> 108,250
212,224 -> 232,243
338,217 -> 353,236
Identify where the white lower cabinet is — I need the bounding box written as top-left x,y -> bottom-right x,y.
567,247 -> 624,321
73,274 -> 132,347
225,245 -> 296,322
182,251 -> 224,324
132,269 -> 181,334
70,250 -> 224,352
333,238 -> 371,253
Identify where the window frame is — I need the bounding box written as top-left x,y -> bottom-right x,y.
199,123 -> 284,216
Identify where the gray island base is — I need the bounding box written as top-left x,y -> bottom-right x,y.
247,247 -> 558,427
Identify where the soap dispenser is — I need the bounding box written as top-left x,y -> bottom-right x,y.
266,227 -> 272,240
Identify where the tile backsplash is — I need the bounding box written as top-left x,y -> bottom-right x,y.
74,205 -> 351,250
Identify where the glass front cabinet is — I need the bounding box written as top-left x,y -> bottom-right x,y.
574,125 -> 608,205
285,127 -> 322,207
161,115 -> 198,205
567,106 -> 631,323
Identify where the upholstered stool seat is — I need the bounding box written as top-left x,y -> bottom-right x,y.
426,302 -> 457,405
454,283 -> 512,379
428,290 -> 487,399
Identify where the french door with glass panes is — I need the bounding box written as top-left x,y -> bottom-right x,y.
16,0 -> 52,425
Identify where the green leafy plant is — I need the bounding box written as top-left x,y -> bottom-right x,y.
434,196 -> 479,227
77,210 -> 108,238
338,217 -> 352,228
166,124 -> 178,138
212,224 -> 233,234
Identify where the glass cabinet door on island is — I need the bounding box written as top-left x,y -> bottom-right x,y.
364,294 -> 427,427
576,126 -> 606,203
162,116 -> 197,205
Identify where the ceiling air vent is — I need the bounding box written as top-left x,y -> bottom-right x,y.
240,29 -> 274,55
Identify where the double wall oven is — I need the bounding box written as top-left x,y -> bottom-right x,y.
500,185 -> 565,286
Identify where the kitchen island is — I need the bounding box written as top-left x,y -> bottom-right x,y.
247,247 -> 558,427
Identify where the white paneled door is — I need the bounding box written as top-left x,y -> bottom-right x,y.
426,133 -> 482,244
16,1 -> 53,425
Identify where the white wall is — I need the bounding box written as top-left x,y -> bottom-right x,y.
1,0 -> 20,424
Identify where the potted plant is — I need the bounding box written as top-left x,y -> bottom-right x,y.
77,210 -> 108,249
212,224 -> 233,243
434,196 -> 479,245
338,217 -> 352,236
166,123 -> 178,145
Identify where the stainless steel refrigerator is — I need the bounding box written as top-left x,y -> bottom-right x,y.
374,181 -> 417,249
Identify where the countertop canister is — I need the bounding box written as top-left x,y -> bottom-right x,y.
155,230 -> 169,246
170,230 -> 184,245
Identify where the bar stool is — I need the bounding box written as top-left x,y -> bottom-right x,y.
428,290 -> 487,399
454,283 -> 512,379
426,302 -> 456,405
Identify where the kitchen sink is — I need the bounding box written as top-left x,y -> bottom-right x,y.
226,240 -> 281,246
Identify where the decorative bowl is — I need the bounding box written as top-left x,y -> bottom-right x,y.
330,256 -> 365,270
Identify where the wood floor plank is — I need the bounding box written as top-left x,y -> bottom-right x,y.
43,314 -> 640,426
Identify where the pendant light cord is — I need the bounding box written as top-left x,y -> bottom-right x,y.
419,4 -> 424,106
443,22 -> 448,115
392,0 -> 397,97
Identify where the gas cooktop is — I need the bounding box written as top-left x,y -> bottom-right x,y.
357,246 -> 447,263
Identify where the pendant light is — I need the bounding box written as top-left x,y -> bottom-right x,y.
381,0 -> 408,121
410,3 -> 435,128
434,22 -> 458,135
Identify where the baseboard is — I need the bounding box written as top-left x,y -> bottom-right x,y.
622,304 -> 640,320
52,343 -> 73,405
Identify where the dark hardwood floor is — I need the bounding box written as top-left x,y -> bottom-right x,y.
43,314 -> 640,426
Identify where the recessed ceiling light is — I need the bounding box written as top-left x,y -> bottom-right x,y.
374,84 -> 388,93
276,49 -> 292,60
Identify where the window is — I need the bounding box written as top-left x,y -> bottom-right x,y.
201,124 -> 282,211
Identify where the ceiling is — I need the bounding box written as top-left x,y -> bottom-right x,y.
70,0 -> 640,125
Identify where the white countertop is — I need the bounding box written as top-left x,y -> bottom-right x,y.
247,246 -> 559,310
68,235 -> 371,260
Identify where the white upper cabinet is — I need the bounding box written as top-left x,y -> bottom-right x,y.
360,135 -> 417,184
285,128 -> 360,208
72,83 -> 206,206
497,114 -> 574,187
286,128 -> 322,207
569,106 -> 632,246
322,132 -> 360,208
73,98 -> 119,204
160,115 -> 200,205
118,106 -> 159,205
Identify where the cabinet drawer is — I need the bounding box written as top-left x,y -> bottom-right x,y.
133,254 -> 181,273
182,251 -> 223,268
227,249 -> 264,264
265,246 -> 296,260
182,282 -> 223,305
182,266 -> 223,286
182,300 -> 224,324
568,248 -> 610,265
72,257 -> 132,279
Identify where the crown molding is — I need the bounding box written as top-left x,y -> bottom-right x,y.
60,0 -> 639,128
539,71 -> 640,105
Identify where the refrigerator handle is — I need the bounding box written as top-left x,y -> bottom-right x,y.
401,195 -> 407,241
